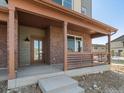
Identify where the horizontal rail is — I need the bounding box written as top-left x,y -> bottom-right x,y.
67,52 -> 109,70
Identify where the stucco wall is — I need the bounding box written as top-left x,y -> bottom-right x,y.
92,45 -> 107,53
111,41 -> 124,49
73,0 -> 81,13
111,41 -> 124,56
19,26 -> 45,66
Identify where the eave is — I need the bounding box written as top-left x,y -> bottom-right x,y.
0,6 -> 8,22
34,0 -> 118,33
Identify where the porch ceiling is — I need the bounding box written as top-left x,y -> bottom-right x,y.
18,11 -> 106,38
18,11 -> 63,29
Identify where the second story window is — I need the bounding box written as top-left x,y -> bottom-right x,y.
81,0 -> 87,15
123,41 -> 124,47
81,7 -> 87,15
62,0 -> 73,9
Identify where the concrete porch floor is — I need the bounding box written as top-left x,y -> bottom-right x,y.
17,65 -> 63,78
0,68 -> 8,81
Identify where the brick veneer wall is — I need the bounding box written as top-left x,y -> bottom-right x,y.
49,25 -> 92,65
0,23 -> 7,68
18,25 -> 91,66
49,25 -> 64,64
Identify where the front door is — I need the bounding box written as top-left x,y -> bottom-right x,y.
31,38 -> 43,64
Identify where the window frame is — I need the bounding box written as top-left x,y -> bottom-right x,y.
67,34 -> 83,52
81,0 -> 87,15
62,0 -> 74,10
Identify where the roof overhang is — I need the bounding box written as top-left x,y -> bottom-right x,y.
33,0 -> 118,34
0,6 -> 8,22
5,0 -> 118,37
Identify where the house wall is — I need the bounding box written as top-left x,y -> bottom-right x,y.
0,23 -> 7,68
49,25 -> 64,64
92,45 -> 107,53
53,0 -> 92,17
73,0 -> 81,13
111,41 -> 124,56
49,25 -> 92,64
19,26 -> 45,66
111,41 -> 124,48
19,25 -> 92,66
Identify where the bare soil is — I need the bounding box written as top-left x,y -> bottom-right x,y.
73,71 -> 124,93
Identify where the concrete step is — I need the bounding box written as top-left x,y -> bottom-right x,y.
53,86 -> 85,93
38,75 -> 83,93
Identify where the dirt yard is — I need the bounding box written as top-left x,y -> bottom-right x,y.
74,70 -> 124,93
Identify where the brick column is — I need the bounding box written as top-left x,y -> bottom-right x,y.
8,6 -> 16,79
108,34 -> 111,64
63,21 -> 68,71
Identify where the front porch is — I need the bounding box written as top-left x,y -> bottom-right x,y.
0,0 -> 117,80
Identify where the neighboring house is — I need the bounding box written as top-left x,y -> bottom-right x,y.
0,0 -> 117,88
111,35 -> 124,57
92,44 -> 107,53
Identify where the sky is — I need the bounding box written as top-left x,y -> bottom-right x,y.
92,0 -> 124,44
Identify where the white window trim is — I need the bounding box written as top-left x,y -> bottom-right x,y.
62,0 -> 74,10
67,34 -> 83,52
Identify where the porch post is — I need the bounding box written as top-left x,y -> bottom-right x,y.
8,6 -> 16,79
108,34 -> 111,64
63,21 -> 68,71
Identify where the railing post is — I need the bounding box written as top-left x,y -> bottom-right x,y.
63,21 -> 68,71
108,34 -> 111,64
91,53 -> 94,66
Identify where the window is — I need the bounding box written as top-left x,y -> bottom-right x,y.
81,7 -> 87,15
123,41 -> 124,47
62,0 -> 73,9
67,35 -> 83,52
81,0 -> 87,14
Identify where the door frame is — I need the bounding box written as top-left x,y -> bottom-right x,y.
30,35 -> 44,65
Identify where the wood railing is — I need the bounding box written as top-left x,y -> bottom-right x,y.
67,52 -> 109,70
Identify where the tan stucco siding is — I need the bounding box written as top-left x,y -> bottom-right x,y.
111,41 -> 124,49
19,26 -> 45,66
73,0 -> 81,13
73,0 -> 92,17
